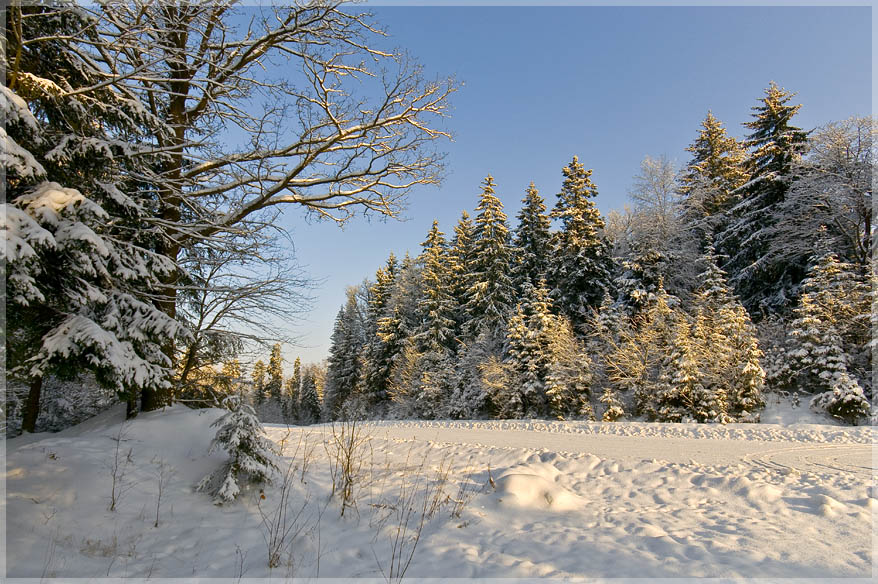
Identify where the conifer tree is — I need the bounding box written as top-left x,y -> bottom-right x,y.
358,254 -> 399,408
197,395 -> 279,503
449,211 -> 477,340
5,4 -> 186,429
504,282 -> 593,419
614,245 -> 671,316
283,359 -> 301,424
218,359 -> 243,399
291,358 -> 302,397
266,343 -> 284,401
654,319 -> 704,422
779,246 -> 869,413
599,387 -> 626,422
605,284 -> 680,420
716,82 -> 810,314
324,288 -> 366,419
690,243 -> 765,421
414,221 -> 457,355
504,283 -> 555,418
547,156 -> 615,330
463,176 -> 516,341
680,111 -> 749,222
545,316 -> 595,420
298,367 -> 322,424
513,183 -> 553,295
251,361 -> 267,405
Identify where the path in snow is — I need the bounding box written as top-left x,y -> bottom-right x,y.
345,421 -> 875,477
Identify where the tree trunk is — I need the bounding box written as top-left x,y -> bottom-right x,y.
21,375 -> 43,433
126,389 -> 138,419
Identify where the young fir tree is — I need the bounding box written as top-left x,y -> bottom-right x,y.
654,319 -> 704,423
324,287 -> 366,419
298,367 -> 322,424
251,360 -> 267,405
218,359 -> 243,399
716,82 -> 810,315
5,4 -> 186,430
414,221 -> 457,355
613,244 -> 671,317
283,361 -> 300,424
358,253 -> 399,408
266,343 -> 284,402
780,246 -> 870,424
547,156 -> 615,331
545,314 -> 595,421
605,283 -> 681,421
599,387 -> 626,422
680,111 -> 749,223
690,242 -> 765,421
512,183 -> 553,295
197,395 -> 279,504
810,371 -> 871,425
503,283 -> 556,418
463,176 -> 516,341
502,282 -> 593,420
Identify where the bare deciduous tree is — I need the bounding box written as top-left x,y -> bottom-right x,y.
17,1 -> 457,410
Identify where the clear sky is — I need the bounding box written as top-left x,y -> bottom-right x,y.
267,4 -> 871,366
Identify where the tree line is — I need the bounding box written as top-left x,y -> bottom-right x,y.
316,84 -> 872,425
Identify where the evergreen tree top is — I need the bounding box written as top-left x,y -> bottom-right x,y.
744,82 -> 809,177
267,343 -> 283,380
473,176 -> 511,244
680,111 -> 749,198
515,182 -> 551,243
421,219 -> 447,253
551,155 -> 605,235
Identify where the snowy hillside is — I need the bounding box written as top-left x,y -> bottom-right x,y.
5,404 -> 874,580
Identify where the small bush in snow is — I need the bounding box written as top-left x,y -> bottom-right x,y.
197,396 -> 278,503
810,372 -> 871,426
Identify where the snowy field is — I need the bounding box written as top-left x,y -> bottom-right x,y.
4,402 -> 875,581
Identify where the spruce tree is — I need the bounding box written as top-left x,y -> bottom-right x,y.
655,319 -> 704,423
5,4 -> 186,429
283,359 -> 300,424
547,156 -> 615,330
504,282 -> 593,420
324,288 -> 366,419
680,111 -> 749,222
716,82 -> 809,314
599,387 -> 626,422
218,358 -> 243,399
504,283 -> 555,418
414,221 -> 457,355
545,315 -> 594,420
266,343 -> 284,401
197,396 -> 279,503
781,246 -> 869,413
463,176 -> 516,341
512,183 -> 553,295
690,243 -> 765,421
614,244 -> 671,317
358,254 -> 399,408
251,360 -> 267,405
605,284 -> 680,420
448,210 -> 477,343
298,367 -> 322,424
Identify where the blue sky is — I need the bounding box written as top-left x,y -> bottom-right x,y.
268,4 -> 871,365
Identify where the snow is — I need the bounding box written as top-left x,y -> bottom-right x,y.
5,403 -> 874,580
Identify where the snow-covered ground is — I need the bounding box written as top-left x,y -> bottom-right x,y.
4,401 -> 875,581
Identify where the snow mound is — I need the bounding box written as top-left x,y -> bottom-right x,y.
495,472 -> 582,511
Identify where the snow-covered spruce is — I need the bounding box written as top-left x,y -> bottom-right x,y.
809,372 -> 871,426
197,396 -> 279,503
